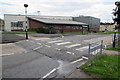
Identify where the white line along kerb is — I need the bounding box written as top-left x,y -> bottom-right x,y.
82,56 -> 88,60
71,58 -> 83,64
42,68 -> 57,78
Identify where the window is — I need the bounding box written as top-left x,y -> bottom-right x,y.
54,26 -> 59,29
11,21 -> 24,30
65,26 -> 71,28
43,26 -> 48,28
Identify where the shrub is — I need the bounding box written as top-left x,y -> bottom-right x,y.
36,27 -> 45,33
35,27 -> 57,34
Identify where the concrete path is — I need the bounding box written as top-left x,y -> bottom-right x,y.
65,69 -> 91,78
104,50 -> 119,55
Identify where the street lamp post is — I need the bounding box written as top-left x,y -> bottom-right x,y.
24,4 -> 28,39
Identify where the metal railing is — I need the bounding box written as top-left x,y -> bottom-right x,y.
88,40 -> 103,56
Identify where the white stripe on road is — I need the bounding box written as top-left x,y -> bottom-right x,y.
0,53 -> 14,57
70,56 -> 88,64
26,40 -> 29,41
56,42 -> 71,45
82,56 -> 88,60
48,40 -> 63,43
45,45 -> 51,47
76,46 -> 89,51
65,44 -> 81,48
33,46 -> 42,50
37,43 -> 41,45
71,58 -> 83,64
55,48 -> 61,51
42,68 -> 57,78
66,52 -> 74,55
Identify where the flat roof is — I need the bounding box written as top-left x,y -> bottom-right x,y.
29,17 -> 88,26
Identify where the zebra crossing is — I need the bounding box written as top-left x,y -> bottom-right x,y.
46,39 -> 89,52
15,39 -> 102,62
45,39 -> 102,55
65,44 -> 81,48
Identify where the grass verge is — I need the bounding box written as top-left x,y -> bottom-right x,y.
106,45 -> 120,52
2,31 -> 37,34
80,54 -> 119,79
97,31 -> 120,34
63,31 -> 89,34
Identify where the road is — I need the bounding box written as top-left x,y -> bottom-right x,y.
2,34 -> 113,79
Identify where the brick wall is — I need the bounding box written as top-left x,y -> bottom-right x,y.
28,18 -> 98,32
29,19 -> 46,29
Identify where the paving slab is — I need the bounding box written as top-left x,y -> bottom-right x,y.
65,69 -> 91,78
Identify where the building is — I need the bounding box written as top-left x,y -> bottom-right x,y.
100,23 -> 115,31
28,17 -> 88,32
0,18 -> 4,30
4,14 -> 73,32
4,14 -> 100,32
73,16 -> 100,32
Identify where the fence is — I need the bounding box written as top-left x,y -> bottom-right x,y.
88,40 -> 103,56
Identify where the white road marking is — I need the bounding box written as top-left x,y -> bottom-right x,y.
70,58 -> 83,64
26,40 -> 29,41
33,46 -> 42,50
48,40 -> 63,43
0,53 -> 14,57
56,42 -> 71,45
45,45 -> 51,47
35,38 -> 50,40
42,68 -> 57,78
76,46 -> 89,51
65,44 -> 81,48
66,52 -> 74,55
55,48 -> 61,51
37,43 -> 41,45
70,56 -> 88,64
82,56 -> 88,60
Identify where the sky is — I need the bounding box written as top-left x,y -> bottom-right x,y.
0,0 -> 117,22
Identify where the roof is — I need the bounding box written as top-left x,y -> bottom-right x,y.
100,22 -> 114,25
28,17 -> 88,26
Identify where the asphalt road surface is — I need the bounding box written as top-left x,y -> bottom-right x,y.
2,34 -> 113,79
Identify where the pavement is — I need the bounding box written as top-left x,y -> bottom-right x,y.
65,69 -> 91,78
1,33 -> 115,79
1,34 -> 25,43
104,50 -> 119,55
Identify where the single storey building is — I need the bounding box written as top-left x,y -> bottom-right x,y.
28,17 -> 89,32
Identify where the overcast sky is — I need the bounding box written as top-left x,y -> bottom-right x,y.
0,0 -> 116,22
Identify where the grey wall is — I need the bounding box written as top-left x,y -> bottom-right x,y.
72,16 -> 100,28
